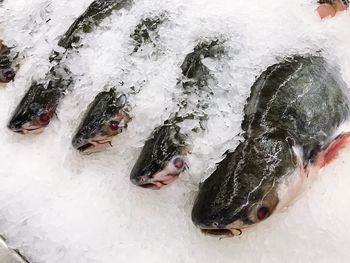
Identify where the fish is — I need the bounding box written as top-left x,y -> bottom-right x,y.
7,65 -> 70,134
130,123 -> 188,190
130,40 -> 224,189
71,14 -> 165,153
131,14 -> 165,53
58,0 -> 132,49
191,55 -> 350,237
72,89 -> 129,153
8,0 -> 131,134
0,40 -> 16,83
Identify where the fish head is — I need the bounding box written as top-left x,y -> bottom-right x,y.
0,49 -> 16,83
192,133 -> 299,237
130,124 -> 187,190
0,67 -> 15,83
72,89 -> 129,154
7,82 -> 60,134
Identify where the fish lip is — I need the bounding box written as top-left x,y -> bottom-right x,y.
75,137 -> 113,154
139,182 -> 164,190
8,125 -> 45,135
200,228 -> 242,237
132,173 -> 180,190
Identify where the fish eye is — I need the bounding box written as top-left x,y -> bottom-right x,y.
173,157 -> 185,170
39,113 -> 50,123
257,206 -> 270,221
109,120 -> 120,130
3,69 -> 15,81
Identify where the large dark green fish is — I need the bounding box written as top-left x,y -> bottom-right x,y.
8,0 -> 131,134
192,55 -> 350,237
130,40 -> 224,190
71,14 -> 165,153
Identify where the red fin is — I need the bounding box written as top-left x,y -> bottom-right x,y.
314,132 -> 350,168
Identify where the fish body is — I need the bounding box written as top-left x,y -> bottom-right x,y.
131,14 -> 165,53
130,40 -> 224,189
72,89 -> 129,153
191,55 -> 350,236
58,0 -> 132,49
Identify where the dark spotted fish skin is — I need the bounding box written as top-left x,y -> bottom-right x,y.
192,56 -> 350,231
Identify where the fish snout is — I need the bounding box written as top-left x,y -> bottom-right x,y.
7,119 -> 25,134
72,136 -> 88,150
72,137 -> 96,153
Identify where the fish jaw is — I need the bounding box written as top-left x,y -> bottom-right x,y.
13,127 -> 46,135
8,122 -> 50,135
72,135 -> 113,154
134,169 -> 180,190
201,228 -> 243,237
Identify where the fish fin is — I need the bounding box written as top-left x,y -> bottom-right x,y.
314,132 -> 350,168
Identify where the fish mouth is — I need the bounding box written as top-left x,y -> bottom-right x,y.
138,177 -> 177,190
134,172 -> 179,190
76,137 -> 113,154
201,228 -> 243,237
10,126 -> 46,135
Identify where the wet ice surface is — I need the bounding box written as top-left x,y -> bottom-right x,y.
0,0 -> 350,262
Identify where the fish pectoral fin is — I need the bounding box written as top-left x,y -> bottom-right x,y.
314,132 -> 350,168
